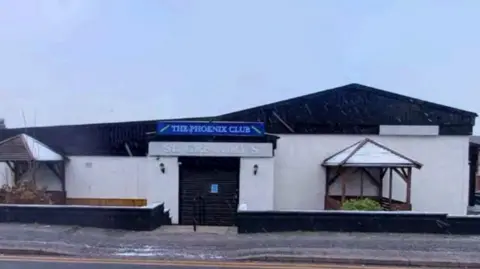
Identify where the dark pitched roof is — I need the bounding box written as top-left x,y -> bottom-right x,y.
0,116 -> 214,157
0,83 -> 476,156
217,83 -> 477,134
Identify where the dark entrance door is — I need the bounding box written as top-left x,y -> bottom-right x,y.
179,157 -> 240,226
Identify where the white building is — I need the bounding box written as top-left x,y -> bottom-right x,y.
0,83 -> 476,224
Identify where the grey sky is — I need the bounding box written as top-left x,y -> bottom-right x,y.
1,0 -> 479,132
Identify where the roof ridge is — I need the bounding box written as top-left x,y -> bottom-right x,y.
322,140 -> 362,165
221,83 -> 477,119
20,133 -> 63,158
220,86 -> 344,118
350,83 -> 477,117
323,138 -> 423,169
338,139 -> 369,166
363,138 -> 422,169
19,134 -> 36,160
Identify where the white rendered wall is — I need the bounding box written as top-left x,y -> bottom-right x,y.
0,157 -> 149,195
0,163 -> 12,187
65,156 -> 151,199
273,135 -> 470,215
239,157 -> 275,211
0,162 -> 60,191
146,156 -> 179,224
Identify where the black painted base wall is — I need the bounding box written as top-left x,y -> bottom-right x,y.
0,203 -> 171,231
237,211 -> 480,235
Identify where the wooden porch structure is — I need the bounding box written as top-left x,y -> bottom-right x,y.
0,134 -> 67,204
322,138 -> 423,211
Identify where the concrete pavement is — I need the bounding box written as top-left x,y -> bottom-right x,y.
0,255 -> 431,269
2,223 -> 480,266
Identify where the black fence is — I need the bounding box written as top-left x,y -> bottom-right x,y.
0,203 -> 171,231
237,211 -> 480,234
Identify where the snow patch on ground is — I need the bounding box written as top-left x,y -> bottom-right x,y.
114,245 -> 225,259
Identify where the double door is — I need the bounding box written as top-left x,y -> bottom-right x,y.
179,158 -> 239,226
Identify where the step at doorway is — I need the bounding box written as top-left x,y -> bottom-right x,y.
157,225 -> 237,235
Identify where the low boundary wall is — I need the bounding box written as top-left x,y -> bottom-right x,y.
0,203 -> 171,231
237,210 -> 480,234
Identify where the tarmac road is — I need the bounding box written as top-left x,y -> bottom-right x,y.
0,255 -> 419,269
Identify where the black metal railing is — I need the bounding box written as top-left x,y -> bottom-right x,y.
192,195 -> 206,231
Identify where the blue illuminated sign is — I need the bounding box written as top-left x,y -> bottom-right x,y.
156,121 -> 265,136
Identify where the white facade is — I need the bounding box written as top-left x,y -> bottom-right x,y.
0,157 -> 153,199
0,134 -> 470,219
65,156 -> 151,200
145,134 -> 469,220
274,134 -> 470,216
147,142 -> 275,224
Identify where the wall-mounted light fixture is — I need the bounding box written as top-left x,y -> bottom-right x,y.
159,163 -> 166,174
253,164 -> 259,175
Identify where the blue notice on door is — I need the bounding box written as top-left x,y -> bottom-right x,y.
210,184 -> 219,194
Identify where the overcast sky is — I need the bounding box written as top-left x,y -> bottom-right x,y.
1,0 -> 479,132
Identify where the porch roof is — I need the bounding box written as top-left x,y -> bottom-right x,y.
322,138 -> 422,169
0,133 -> 64,162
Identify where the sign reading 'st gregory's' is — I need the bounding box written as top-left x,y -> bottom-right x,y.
156,121 -> 265,136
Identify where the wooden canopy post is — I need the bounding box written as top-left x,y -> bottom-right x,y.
380,168 -> 387,197
31,161 -> 37,186
392,167 -> 412,204
13,162 -> 19,185
406,167 -> 412,203
325,166 -> 330,196
60,161 -> 66,192
359,170 -> 364,197
324,167 -> 350,209
388,168 -> 393,208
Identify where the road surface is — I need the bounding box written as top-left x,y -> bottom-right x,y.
0,255 -> 417,269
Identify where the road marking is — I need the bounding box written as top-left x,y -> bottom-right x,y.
0,255 -> 411,269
